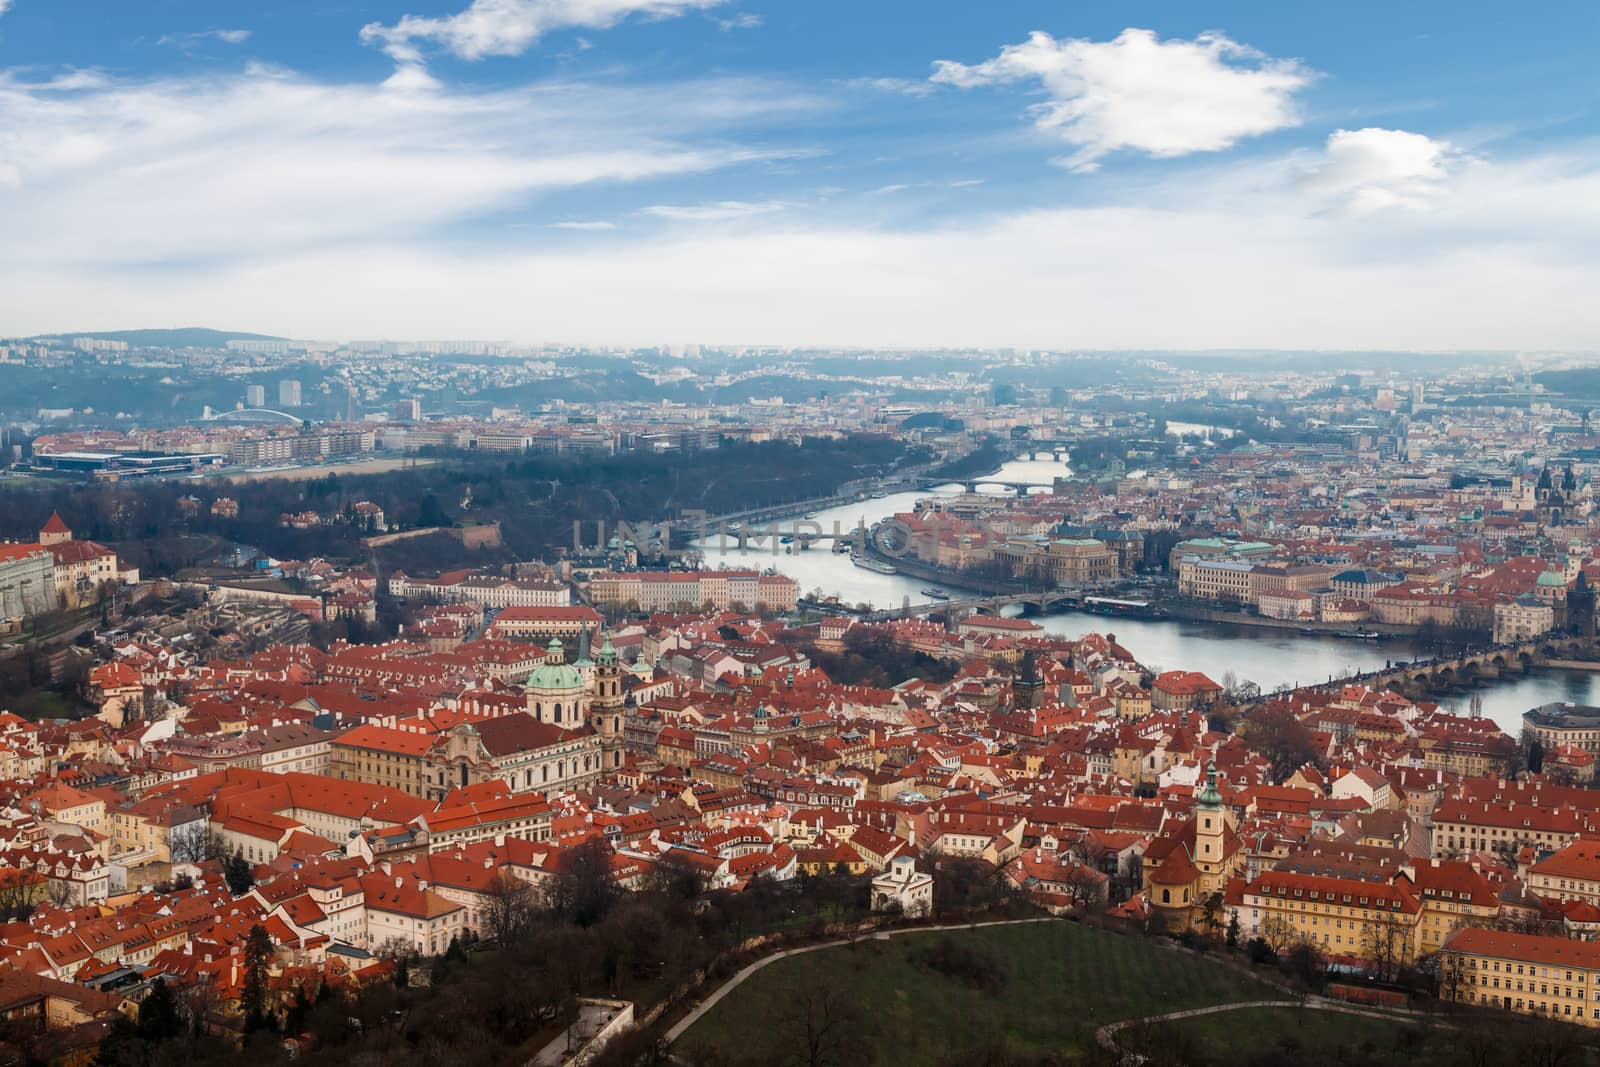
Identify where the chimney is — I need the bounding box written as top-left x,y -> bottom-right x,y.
394,876 -> 402,888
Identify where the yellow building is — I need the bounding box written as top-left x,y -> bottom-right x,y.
1233,870 -> 1421,965
1441,927 -> 1600,1025
1407,859 -> 1504,956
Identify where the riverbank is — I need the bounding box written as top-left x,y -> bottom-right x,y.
1158,601 -> 1418,638
857,544 -> 1025,597
1540,659 -> 1600,672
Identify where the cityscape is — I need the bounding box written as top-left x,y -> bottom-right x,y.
4,3 -> 1600,1067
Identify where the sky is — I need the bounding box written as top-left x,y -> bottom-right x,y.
2,0 -> 1599,350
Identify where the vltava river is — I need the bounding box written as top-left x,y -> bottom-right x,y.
694,458 -> 1593,735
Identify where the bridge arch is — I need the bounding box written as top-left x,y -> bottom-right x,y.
204,407 -> 304,425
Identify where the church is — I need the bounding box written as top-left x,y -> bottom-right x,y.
1535,465 -> 1581,527
524,632 -> 628,771
1142,762 -> 1248,931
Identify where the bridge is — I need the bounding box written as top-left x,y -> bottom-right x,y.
920,478 -> 1059,496
859,590 -> 1109,622
1235,635 -> 1593,711
202,407 -> 305,425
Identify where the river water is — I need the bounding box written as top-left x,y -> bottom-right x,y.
693,457 -> 1596,736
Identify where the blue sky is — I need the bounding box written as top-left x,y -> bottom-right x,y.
2,0 -> 1598,348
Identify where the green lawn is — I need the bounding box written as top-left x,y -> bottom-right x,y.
4,688 -> 86,721
1156,1006 -> 1449,1064
676,921 -> 1280,1064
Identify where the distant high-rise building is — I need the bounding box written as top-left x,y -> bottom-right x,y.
279,380 -> 302,408
392,398 -> 422,422
246,384 -> 266,408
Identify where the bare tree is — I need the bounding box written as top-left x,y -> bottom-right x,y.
766,979 -> 863,1067
0,874 -> 46,921
1057,862 -> 1106,912
1360,912 -> 1412,983
482,871 -> 537,946
1259,915 -> 1298,955
169,822 -> 210,865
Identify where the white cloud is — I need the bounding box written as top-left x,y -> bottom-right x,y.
0,1 -> 12,15
640,199 -> 785,221
1299,127 -> 1461,213
932,28 -> 1315,171
3,52 -> 1599,353
846,76 -> 934,98
11,140 -> 1600,351
715,13 -> 761,31
158,28 -> 252,48
0,67 -> 810,264
362,0 -> 726,67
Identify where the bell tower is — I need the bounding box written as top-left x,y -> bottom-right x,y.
1195,761 -> 1226,876
589,634 -> 626,768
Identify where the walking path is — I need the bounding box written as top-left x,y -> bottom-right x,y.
665,916 -> 1445,1055
663,917 -> 1057,1045
1094,996 -> 1445,1051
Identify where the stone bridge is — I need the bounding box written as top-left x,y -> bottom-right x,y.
863,590 -> 1100,622
1240,635 -> 1591,708
920,478 -> 1058,496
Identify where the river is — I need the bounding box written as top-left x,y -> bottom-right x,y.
693,457 -> 1587,736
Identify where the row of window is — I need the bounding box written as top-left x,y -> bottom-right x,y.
1468,993 -> 1600,1019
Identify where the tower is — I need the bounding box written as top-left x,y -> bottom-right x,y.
1014,649 -> 1043,710
1194,761 -> 1226,873
589,634 -> 626,768
38,512 -> 72,547
1569,570 -> 1596,656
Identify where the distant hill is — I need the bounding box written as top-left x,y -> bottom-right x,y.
39,327 -> 287,347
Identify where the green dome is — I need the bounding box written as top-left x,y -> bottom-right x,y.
1538,570 -> 1568,587
528,661 -> 584,691
528,637 -> 584,692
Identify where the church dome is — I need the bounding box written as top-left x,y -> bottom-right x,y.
527,637 -> 584,693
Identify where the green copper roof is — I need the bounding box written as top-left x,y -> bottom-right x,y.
528,637 -> 584,692
1197,761 -> 1223,809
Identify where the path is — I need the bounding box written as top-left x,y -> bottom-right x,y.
663,916 -> 1057,1045
530,1001 -> 628,1067
1094,996 -> 1447,1051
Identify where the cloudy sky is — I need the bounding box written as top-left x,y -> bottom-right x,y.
2,0 -> 1598,349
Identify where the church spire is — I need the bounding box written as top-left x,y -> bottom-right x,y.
1197,760 -> 1223,809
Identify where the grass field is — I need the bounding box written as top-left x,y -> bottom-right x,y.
3,688 -> 84,721
1156,1005 -> 1450,1063
676,921 -> 1281,1063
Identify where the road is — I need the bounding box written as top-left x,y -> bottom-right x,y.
1094,995 -> 1447,1051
